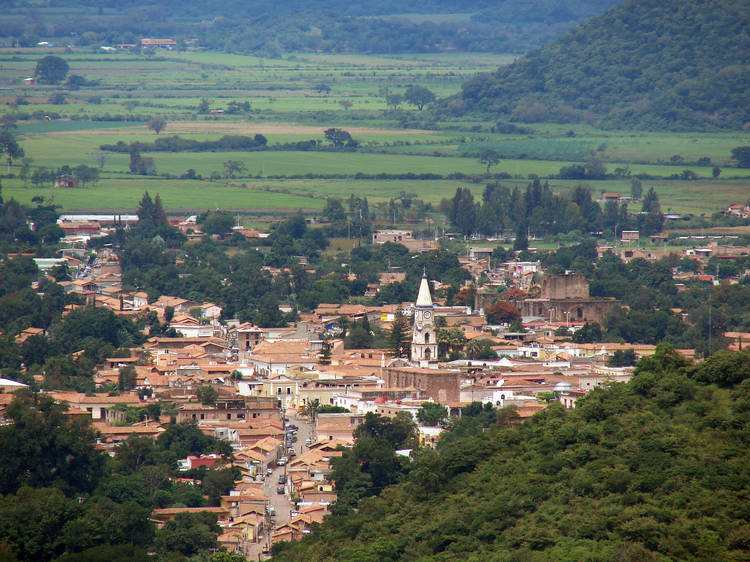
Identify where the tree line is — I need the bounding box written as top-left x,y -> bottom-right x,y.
441,179 -> 664,238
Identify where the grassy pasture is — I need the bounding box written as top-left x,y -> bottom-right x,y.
4,173 -> 745,217
2,48 -> 749,218
3,179 -> 324,213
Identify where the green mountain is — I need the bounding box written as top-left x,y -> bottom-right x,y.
458,0 -> 750,129
273,347 -> 750,560
1,0 -> 617,55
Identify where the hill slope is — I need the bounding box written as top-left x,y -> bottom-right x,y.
2,0 -> 617,55
459,0 -> 750,129
274,347 -> 750,560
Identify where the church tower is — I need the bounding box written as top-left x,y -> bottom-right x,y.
411,272 -> 438,367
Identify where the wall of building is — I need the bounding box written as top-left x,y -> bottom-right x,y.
382,368 -> 461,403
539,273 -> 589,299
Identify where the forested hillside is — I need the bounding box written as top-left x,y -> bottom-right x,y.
459,0 -> 750,129
1,0 -> 617,55
274,346 -> 750,561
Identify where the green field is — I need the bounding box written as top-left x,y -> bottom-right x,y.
1,47 -> 749,217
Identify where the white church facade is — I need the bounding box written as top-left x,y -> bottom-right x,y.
411,273 -> 438,368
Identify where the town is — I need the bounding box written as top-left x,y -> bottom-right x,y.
1,0 -> 749,558
2,192 -> 749,558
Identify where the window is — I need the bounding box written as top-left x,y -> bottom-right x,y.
286,387 -> 291,395
227,413 -> 232,420
200,414 -> 205,420
424,332 -> 430,344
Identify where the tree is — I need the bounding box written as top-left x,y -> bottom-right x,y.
118,365 -> 137,391
572,322 -> 603,343
210,552 -> 247,562
607,348 -> 637,367
222,160 -> 246,179
485,301 -> 521,324
203,468 -> 237,505
74,164 -> 99,186
437,328 -> 466,359
731,146 -> 750,167
630,178 -> 643,200
0,130 -> 24,173
318,340 -> 332,365
514,222 -> 529,251
0,393 -> 105,496
0,486 -> 80,561
465,339 -> 498,360
339,99 -> 353,111
324,128 -> 355,149
416,402 -> 448,426
201,211 -> 235,237
147,117 -> 167,135
302,398 -> 320,425
155,511 -> 220,556
479,149 -> 500,175
323,198 -> 347,223
196,385 -> 218,406
639,187 -> 664,235
386,93 -> 403,111
128,145 -> 155,175
404,85 -> 435,111
388,309 -> 411,358
115,435 -> 159,472
446,187 -> 476,236
344,317 -> 373,349
198,98 -> 210,114
712,166 -> 721,178
34,55 -> 69,84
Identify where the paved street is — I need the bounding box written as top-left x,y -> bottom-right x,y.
245,410 -> 315,560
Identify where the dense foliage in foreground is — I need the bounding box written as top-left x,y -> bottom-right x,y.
0,392 -> 234,560
274,346 -> 750,560
459,0 -> 750,129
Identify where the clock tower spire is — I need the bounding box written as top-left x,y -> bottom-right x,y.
411,272 -> 437,367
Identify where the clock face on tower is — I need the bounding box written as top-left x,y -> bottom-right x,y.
423,311 -> 432,319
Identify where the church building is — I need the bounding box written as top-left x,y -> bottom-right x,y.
411,273 -> 438,368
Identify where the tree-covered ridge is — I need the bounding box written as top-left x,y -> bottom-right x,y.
0,0 -> 617,55
273,346 -> 750,560
459,0 -> 750,129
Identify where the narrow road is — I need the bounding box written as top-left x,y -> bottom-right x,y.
246,410 -> 315,559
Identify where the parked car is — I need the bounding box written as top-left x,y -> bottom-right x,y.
277,457 -> 287,466
305,438 -> 312,447
268,506 -> 276,516
277,486 -> 285,495
278,474 -> 286,484
265,467 -> 273,476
